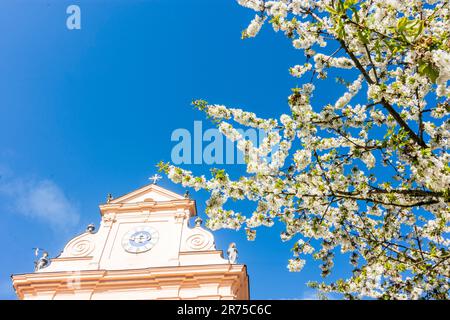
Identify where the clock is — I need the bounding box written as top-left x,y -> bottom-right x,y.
121,226 -> 159,253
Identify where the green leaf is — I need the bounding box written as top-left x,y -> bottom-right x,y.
415,20 -> 424,38
343,0 -> 358,9
397,17 -> 408,32
156,161 -> 169,173
357,30 -> 369,44
418,60 -> 439,83
324,5 -> 338,14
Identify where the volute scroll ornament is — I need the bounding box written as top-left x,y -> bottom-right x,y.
186,233 -> 211,251
66,238 -> 95,257
183,222 -> 216,251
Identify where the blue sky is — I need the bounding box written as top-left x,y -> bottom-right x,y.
0,0 -> 355,299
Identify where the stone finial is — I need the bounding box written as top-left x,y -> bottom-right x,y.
194,216 -> 203,227
86,223 -> 95,234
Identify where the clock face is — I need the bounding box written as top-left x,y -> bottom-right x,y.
121,226 -> 159,253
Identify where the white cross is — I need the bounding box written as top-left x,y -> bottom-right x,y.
149,174 -> 162,184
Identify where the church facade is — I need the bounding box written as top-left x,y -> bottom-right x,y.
12,183 -> 249,300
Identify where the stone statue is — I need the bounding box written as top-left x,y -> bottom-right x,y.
34,251 -> 49,271
106,193 -> 113,203
184,190 -> 190,199
227,243 -> 238,264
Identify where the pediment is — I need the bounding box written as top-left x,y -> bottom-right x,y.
109,184 -> 185,204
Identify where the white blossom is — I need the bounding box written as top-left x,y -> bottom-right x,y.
244,14 -> 265,38
163,0 -> 450,300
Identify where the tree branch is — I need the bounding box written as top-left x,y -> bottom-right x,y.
338,39 -> 428,148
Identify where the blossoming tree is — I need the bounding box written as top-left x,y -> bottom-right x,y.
159,0 -> 450,299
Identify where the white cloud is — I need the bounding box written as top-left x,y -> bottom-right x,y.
0,168 -> 80,231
